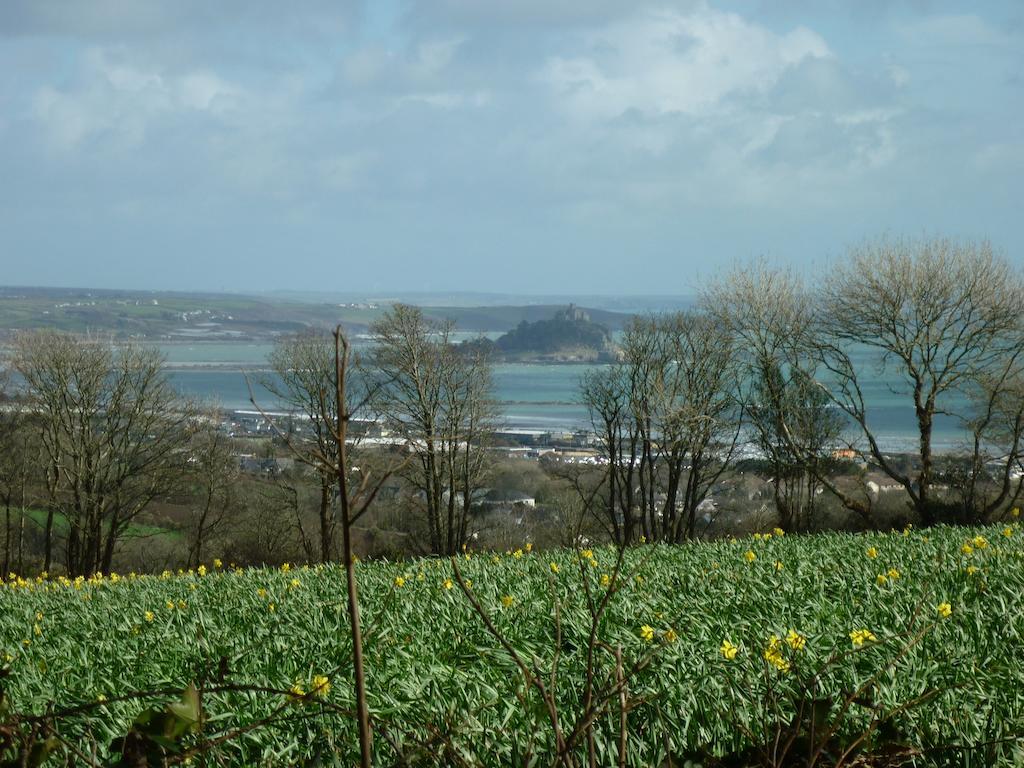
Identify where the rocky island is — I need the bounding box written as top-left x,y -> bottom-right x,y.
461,305 -> 620,363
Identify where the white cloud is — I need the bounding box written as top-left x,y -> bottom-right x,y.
7,0 -> 1019,294
176,72 -> 239,112
30,48 -> 243,149
32,85 -> 104,149
541,5 -> 830,121
530,4 -> 906,213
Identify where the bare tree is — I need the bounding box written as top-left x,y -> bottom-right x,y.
368,305 -> 495,556
705,261 -> 873,528
580,363 -> 636,545
748,363 -> 843,531
12,332 -> 196,575
654,311 -> 741,541
183,416 -> 241,568
0,367 -> 16,573
0,370 -> 39,575
620,317 -> 663,543
954,350 -> 1024,522
580,312 -> 740,543
819,237 -> 1024,524
260,331 -> 345,562
222,479 -> 303,567
0,409 -> 41,576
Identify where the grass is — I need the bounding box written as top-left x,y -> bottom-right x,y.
7,507 -> 180,542
1,523 -> 1022,765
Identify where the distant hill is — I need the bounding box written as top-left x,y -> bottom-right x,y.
270,290 -> 695,315
0,286 -> 351,341
0,286 -> 634,341
461,305 -> 619,363
420,304 -> 632,333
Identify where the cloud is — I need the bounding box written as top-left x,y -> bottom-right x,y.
29,49 -> 243,150
528,4 -> 900,214
541,6 -> 830,121
1,0 -> 1021,293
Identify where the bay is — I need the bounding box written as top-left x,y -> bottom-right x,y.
160,343 -> 971,453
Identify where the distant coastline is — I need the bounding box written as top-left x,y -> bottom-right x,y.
0,292 -> 987,455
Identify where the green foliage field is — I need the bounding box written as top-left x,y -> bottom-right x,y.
2,522 -> 1023,765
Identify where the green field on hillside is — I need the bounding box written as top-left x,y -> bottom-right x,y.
8,508 -> 180,543
2,523 -> 1022,765
0,287 -> 633,340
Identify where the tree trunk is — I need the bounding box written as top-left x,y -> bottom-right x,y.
916,405 -> 935,525
773,472 -> 792,533
101,519 -> 119,576
662,451 -> 684,542
319,480 -> 332,563
425,448 -> 441,555
682,453 -> 706,541
17,511 -> 25,575
43,508 -> 55,573
190,485 -> 216,568
605,423 -> 621,546
3,499 -> 10,576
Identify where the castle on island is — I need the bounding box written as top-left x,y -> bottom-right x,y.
554,304 -> 590,323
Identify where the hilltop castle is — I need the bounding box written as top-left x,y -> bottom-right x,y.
554,304 -> 590,323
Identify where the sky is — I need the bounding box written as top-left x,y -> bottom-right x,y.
1,0 -> 1022,295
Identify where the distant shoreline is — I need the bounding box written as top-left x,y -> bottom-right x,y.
160,360 -> 607,371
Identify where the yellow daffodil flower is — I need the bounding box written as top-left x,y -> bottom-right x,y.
720,640 -> 739,660
850,628 -> 877,647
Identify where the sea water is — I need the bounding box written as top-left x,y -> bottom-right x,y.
160,343 -> 970,453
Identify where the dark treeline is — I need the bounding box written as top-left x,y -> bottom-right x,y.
1,236 -> 1022,576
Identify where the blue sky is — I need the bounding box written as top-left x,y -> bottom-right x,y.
1,0 -> 1021,295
